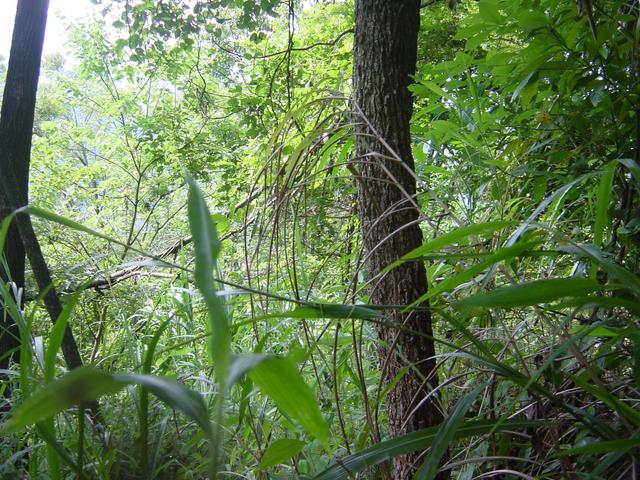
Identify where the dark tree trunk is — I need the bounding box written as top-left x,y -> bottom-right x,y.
0,1 -> 100,426
353,1 -> 445,478
0,0 -> 50,402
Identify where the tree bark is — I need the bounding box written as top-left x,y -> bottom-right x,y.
0,0 -> 50,401
0,0 -> 100,423
353,1 -> 445,478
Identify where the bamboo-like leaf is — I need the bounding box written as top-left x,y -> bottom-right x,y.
617,158 -> 640,186
25,206 -> 130,250
228,354 -> 270,390
556,296 -> 640,315
258,438 -> 306,469
0,367 -> 211,438
0,367 -> 123,434
571,374 -> 640,427
115,373 -> 212,437
415,386 -> 484,480
45,292 -> 82,382
455,277 -> 602,309
559,435 -> 640,456
594,162 -> 616,248
386,221 -> 515,272
413,241 -> 540,305
186,177 -> 229,377
559,243 -> 640,296
0,212 -> 16,253
249,357 -> 329,446
266,303 -> 382,321
312,419 -> 547,480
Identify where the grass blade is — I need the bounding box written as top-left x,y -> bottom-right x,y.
312,419 -> 546,480
415,386 -> 484,480
455,277 -> 602,310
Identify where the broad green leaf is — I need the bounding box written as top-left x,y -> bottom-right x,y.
258,438 -> 306,469
115,373 -> 212,437
186,177 -> 229,378
1,367 -> 211,438
455,277 -> 602,309
249,357 -> 328,446
312,419 -> 547,480
559,436 -> 640,456
594,162 -> 616,248
0,367 -> 123,434
227,354 -> 270,389
413,241 -> 540,305
386,221 -> 516,272
416,386 -> 484,480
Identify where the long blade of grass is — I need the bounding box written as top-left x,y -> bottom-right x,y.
0,367 -> 212,438
415,385 -> 484,480
186,176 -> 228,479
312,419 -> 547,480
413,241 -> 541,305
385,221 -> 516,272
455,277 -> 602,310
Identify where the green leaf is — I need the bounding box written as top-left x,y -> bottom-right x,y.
258,438 -> 306,469
594,162 -> 616,249
227,354 -> 270,390
0,367 -> 123,434
559,243 -> 640,295
269,303 -> 382,321
617,158 -> 640,187
455,277 -> 602,309
45,292 -> 82,382
1,367 -> 211,439
312,419 -> 547,480
571,375 -> 640,427
559,436 -> 640,456
415,386 -> 484,480
186,177 -> 229,378
25,206 -> 128,249
386,221 -> 516,272
249,357 -> 328,446
115,373 -> 212,437
511,70 -> 536,102
0,211 -> 16,254
414,241 -> 541,304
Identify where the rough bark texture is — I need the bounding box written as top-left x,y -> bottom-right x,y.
353,1 -> 445,478
0,0 -> 50,398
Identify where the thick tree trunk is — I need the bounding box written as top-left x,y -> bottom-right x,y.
0,1 -> 100,427
353,1 -> 445,478
0,0 -> 50,401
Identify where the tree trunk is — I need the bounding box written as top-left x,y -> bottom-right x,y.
353,1 -> 445,478
0,0 -> 50,402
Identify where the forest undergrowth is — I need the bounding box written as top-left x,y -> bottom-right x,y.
1,0 -> 640,479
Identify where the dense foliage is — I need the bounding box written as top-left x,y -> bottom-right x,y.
1,0 -> 639,479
